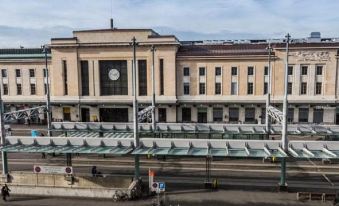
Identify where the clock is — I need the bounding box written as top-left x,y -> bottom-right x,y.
108,69 -> 120,81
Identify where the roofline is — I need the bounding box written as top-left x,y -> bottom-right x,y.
73,28 -> 159,35
51,37 -> 77,41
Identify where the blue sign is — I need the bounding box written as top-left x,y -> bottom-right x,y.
31,130 -> 39,137
159,182 -> 165,191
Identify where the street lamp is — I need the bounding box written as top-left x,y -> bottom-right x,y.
131,37 -> 140,179
42,45 -> 52,136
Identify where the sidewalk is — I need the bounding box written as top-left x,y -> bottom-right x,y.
3,190 -> 331,206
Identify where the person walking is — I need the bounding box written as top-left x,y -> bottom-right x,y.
91,166 -> 97,177
1,184 -> 10,201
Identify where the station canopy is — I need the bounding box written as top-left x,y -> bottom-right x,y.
2,122 -> 339,159
50,122 -> 339,136
2,135 -> 339,159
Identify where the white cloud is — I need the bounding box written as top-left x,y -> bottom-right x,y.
0,0 -> 338,47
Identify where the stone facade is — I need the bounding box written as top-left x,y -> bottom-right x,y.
0,28 -> 339,124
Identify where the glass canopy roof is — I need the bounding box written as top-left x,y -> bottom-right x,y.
3,136 -> 339,159
51,122 -> 339,136
2,122 -> 339,159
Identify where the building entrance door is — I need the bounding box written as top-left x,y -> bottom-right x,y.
81,108 -> 90,122
313,108 -> 323,123
197,108 -> 207,123
63,107 -> 71,121
99,108 -> 128,122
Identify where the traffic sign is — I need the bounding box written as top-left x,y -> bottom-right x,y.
158,182 -> 165,192
33,165 -> 73,174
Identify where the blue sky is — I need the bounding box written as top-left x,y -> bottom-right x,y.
0,0 -> 339,47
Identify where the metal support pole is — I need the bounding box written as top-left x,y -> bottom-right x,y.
280,33 -> 290,189
66,154 -> 72,166
0,67 -> 8,177
151,46 -> 156,132
282,34 -> 290,151
279,158 -> 286,188
132,37 -> 140,179
43,45 -> 52,137
265,43 -> 272,139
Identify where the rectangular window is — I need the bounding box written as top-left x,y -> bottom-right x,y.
138,60 -> 147,96
301,65 -> 308,75
43,68 -> 47,77
264,82 -> 268,94
287,108 -> 294,123
17,84 -> 22,95
199,67 -> 205,76
229,107 -> 239,122
213,108 -> 223,122
183,67 -> 190,76
215,82 -> 221,95
247,82 -> 253,94
231,82 -> 237,95
245,108 -> 256,123
99,60 -> 128,95
315,82 -> 322,95
182,108 -> 191,122
160,59 -> 164,95
44,83 -> 47,95
287,82 -> 293,95
313,108 -> 323,123
15,69 -> 21,77
3,84 -> 8,95
62,60 -> 68,95
158,108 -> 167,122
288,66 -> 293,75
231,67 -> 237,75
215,67 -> 221,76
248,66 -> 254,75
298,108 -> 309,123
183,83 -> 190,95
30,84 -> 36,95
80,61 -> 89,96
301,82 -> 307,95
199,83 -> 205,95
1,69 -> 7,78
29,69 -> 35,77
264,66 -> 269,76
316,65 -> 323,75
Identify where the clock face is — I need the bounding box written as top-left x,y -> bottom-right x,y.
108,68 -> 120,81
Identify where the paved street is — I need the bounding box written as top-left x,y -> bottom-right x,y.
2,152 -> 339,192
0,190 -> 333,206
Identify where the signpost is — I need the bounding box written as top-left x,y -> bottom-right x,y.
149,169 -> 155,191
151,181 -> 166,206
34,165 -> 73,174
158,182 -> 166,192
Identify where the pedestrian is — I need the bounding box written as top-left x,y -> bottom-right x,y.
1,184 -> 10,201
91,166 -> 97,177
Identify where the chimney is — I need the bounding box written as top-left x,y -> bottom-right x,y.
307,32 -> 321,43
110,18 -> 114,29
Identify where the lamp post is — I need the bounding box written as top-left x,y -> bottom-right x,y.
131,37 -> 140,179
265,42 -> 273,139
151,45 -> 156,131
42,45 -> 52,136
279,33 -> 291,189
0,67 -> 8,177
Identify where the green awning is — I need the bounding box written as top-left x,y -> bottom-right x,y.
1,144 -> 132,155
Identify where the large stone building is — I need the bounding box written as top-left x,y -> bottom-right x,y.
0,28 -> 339,124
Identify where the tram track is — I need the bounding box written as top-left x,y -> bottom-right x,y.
5,156 -> 339,175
